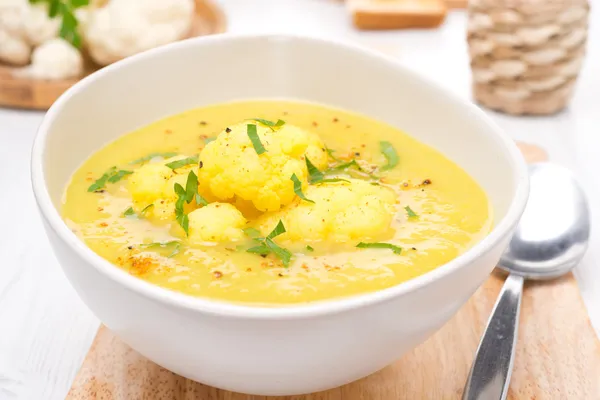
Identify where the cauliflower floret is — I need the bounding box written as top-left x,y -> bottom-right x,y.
255,179 -> 397,243
199,122 -> 326,212
84,0 -> 194,66
14,38 -> 83,80
305,132 -> 328,170
128,163 -> 174,204
0,28 -> 30,65
188,203 -> 247,245
23,3 -> 60,46
0,0 -> 61,66
128,159 -> 212,221
0,0 -> 30,65
141,173 -> 187,221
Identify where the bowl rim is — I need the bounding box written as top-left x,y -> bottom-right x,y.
31,33 -> 529,320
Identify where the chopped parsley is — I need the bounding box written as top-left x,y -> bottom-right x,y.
405,206 -> 418,218
267,220 -> 286,240
129,152 -> 178,165
325,147 -> 341,161
123,207 -> 135,217
247,124 -> 267,155
195,193 -> 208,206
315,178 -> 350,184
243,227 -> 262,238
306,245 -> 314,252
31,0 -> 89,48
252,118 -> 285,131
246,220 -> 292,267
174,170 -> 202,235
306,157 -> 324,183
356,242 -> 402,255
141,204 -> 154,215
139,240 -> 181,258
326,159 -> 364,173
380,141 -> 399,171
291,173 -> 314,203
88,167 -> 132,192
307,156 -> 373,184
107,169 -> 132,183
166,155 -> 199,170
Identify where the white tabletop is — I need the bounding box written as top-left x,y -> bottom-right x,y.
0,1 -> 598,398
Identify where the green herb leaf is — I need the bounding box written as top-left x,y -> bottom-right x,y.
130,152 -> 178,165
123,207 -> 135,216
405,206 -> 418,218
70,0 -> 89,7
245,220 -> 292,266
173,170 -> 201,235
195,193 -> 208,206
177,214 -> 189,235
184,171 -> 198,203
326,147 -> 341,162
174,183 -> 188,234
166,156 -> 199,170
107,170 -> 133,183
291,173 -> 314,203
315,178 -> 350,184
306,245 -> 314,252
306,157 -> 324,183
253,118 -> 285,131
327,159 -> 363,173
204,137 -> 216,144
266,238 -> 292,267
356,242 -> 402,255
141,204 -> 154,215
247,124 -> 267,155
48,0 -> 60,17
140,240 -> 181,258
33,0 -> 88,48
267,220 -> 286,239
246,244 -> 270,256
243,227 -> 262,238
174,182 -> 186,196
380,141 -> 399,171
167,243 -> 182,258
87,166 -> 132,192
87,166 -> 116,192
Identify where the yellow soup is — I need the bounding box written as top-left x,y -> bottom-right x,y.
62,100 -> 492,306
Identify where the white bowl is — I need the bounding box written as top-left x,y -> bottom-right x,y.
31,34 -> 529,396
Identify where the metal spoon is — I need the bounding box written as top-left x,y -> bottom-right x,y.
462,162 -> 590,400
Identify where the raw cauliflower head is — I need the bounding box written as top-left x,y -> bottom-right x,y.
198,121 -> 328,212
14,38 -> 83,80
84,0 -> 194,66
188,203 -> 247,245
0,0 -> 61,66
255,179 -> 398,243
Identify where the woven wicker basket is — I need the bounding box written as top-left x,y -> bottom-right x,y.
468,0 -> 590,115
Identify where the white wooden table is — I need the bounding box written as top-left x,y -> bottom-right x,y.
0,1 -> 598,398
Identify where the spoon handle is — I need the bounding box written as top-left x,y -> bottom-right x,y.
462,273 -> 524,400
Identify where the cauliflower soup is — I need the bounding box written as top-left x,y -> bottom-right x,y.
62,100 -> 492,305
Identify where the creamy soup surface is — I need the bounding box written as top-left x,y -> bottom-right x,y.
62,100 -> 492,306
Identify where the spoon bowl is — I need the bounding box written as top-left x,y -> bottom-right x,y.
463,162 -> 590,400
499,163 -> 590,280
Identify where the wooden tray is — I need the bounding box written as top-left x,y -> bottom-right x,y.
66,143 -> 600,399
0,0 -> 226,111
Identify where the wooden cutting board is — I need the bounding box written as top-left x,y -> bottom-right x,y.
66,143 -> 600,399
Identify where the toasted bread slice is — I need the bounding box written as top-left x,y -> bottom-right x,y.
348,0 -> 448,30
445,0 -> 467,8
